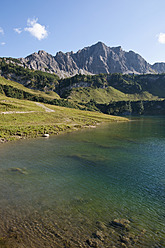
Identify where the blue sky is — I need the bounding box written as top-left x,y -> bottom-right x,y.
0,0 -> 165,64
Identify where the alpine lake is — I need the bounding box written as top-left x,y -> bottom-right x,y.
0,116 -> 165,247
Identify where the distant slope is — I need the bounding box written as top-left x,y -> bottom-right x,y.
151,63 -> 165,73
0,76 -> 60,100
0,57 -> 60,91
1,58 -> 165,113
0,76 -> 81,110
0,72 -> 165,117
67,87 -> 159,104
96,99 -> 165,116
59,73 -> 165,101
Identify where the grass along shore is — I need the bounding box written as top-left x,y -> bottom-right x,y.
0,95 -> 128,142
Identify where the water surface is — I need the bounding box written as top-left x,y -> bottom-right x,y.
0,117 -> 165,247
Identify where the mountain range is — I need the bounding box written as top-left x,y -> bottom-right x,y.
19,42 -> 165,78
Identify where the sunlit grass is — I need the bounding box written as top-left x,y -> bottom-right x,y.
0,95 -> 128,141
0,76 -> 60,100
68,86 -> 159,104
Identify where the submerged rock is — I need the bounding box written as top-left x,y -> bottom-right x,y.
93,230 -> 104,241
86,238 -> 100,247
9,226 -> 17,232
110,219 -> 131,231
96,221 -> 107,231
8,167 -> 28,175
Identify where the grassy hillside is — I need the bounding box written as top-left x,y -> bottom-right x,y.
60,73 -> 165,100
0,95 -> 127,142
0,94 -> 43,112
1,59 -> 165,101
136,74 -> 165,98
96,99 -> 165,116
0,58 -> 59,91
1,59 -> 165,116
67,86 -> 159,104
0,76 -> 80,110
0,76 -> 60,100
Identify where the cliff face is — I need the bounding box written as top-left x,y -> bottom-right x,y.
151,62 -> 165,73
19,42 -> 165,78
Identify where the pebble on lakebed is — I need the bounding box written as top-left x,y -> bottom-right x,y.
8,167 -> 28,175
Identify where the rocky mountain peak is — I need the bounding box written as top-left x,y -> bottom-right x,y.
18,42 -> 165,78
111,46 -> 122,53
38,50 -> 48,56
90,41 -> 109,53
94,41 -> 107,49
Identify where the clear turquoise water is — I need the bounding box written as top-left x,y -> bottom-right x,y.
0,117 -> 165,246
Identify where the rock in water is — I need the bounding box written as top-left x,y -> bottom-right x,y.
43,134 -> 49,137
110,219 -> 131,231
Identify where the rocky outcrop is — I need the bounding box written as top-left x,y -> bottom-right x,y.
20,50 -> 60,75
19,42 -> 165,78
151,62 -> 165,73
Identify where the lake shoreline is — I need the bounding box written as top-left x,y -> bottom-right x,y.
0,97 -> 129,144
0,116 -> 129,144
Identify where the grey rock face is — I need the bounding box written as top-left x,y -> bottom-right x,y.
18,42 -> 164,78
151,62 -> 165,73
20,50 -> 59,73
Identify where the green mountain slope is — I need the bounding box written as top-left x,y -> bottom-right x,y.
1,59 -> 165,116
0,76 -> 60,100
59,73 -> 165,100
0,76 -> 80,110
0,58 -> 60,91
1,59 -> 165,101
67,86 -> 159,104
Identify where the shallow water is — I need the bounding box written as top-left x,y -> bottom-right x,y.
0,117 -> 165,247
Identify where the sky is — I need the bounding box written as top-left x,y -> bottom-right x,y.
0,0 -> 165,64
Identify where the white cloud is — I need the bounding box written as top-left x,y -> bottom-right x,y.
24,18 -> 48,40
0,27 -> 4,35
1,42 -> 6,46
158,33 -> 165,44
14,28 -> 22,34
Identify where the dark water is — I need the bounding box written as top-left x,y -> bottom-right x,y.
0,117 -> 165,247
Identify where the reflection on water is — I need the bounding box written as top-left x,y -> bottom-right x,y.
0,117 -> 165,247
